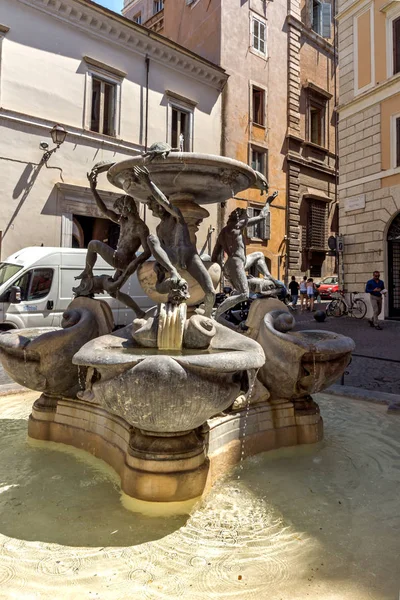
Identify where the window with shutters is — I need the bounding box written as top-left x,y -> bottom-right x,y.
154,0 -> 164,14
306,200 -> 327,249
310,0 -> 331,38
247,207 -> 271,241
394,17 -> 400,74
307,92 -> 327,147
90,77 -> 116,136
250,147 -> 268,178
251,16 -> 267,56
252,87 -> 265,126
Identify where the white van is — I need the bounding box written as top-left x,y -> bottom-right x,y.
0,247 -> 154,330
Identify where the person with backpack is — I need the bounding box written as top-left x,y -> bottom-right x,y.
299,276 -> 308,311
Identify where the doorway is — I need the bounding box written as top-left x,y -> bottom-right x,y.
388,214 -> 400,318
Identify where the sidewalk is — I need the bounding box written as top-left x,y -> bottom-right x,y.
293,305 -> 400,395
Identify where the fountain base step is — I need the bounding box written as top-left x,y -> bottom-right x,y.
28,396 -> 323,503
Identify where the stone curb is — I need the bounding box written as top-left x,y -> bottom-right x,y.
326,384 -> 400,413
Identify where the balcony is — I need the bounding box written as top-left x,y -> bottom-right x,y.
144,8 -> 164,33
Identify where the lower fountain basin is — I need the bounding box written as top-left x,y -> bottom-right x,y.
73,322 -> 265,435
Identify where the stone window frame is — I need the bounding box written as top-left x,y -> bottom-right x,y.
250,13 -> 267,59
386,2 -> 400,79
165,91 -> 196,152
390,112 -> 400,169
83,56 -> 126,138
133,12 -> 142,24
304,84 -> 331,150
251,84 -> 266,127
246,203 -> 271,241
249,143 -> 269,180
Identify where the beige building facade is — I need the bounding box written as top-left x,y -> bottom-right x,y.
0,0 -> 226,260
124,0 -> 338,281
337,0 -> 400,318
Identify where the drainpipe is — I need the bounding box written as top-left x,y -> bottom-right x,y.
333,0 -> 339,279
145,55 -> 150,152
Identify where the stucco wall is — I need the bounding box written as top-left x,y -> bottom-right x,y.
0,0 -> 224,258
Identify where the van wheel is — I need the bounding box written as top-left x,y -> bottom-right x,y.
0,325 -> 16,332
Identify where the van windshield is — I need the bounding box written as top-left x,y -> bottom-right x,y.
0,263 -> 22,286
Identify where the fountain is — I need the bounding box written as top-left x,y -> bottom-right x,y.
0,150 -> 354,504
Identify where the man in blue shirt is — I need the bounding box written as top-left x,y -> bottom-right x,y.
365,270 -> 385,330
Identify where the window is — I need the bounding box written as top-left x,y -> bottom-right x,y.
252,87 -> 265,126
133,12 -> 142,24
252,17 -> 266,55
171,106 -> 191,151
311,0 -> 331,38
91,77 -> 116,136
312,0 -> 322,35
306,200 -> 327,249
308,97 -> 326,146
154,0 -> 164,14
14,269 -> 54,301
247,207 -> 271,240
394,17 -> 400,75
251,147 -> 268,178
0,264 -> 22,286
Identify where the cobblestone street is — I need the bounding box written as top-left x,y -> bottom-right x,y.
294,305 -> 400,395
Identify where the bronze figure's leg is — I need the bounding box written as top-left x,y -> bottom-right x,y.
186,254 -> 216,317
147,234 -> 181,282
76,241 -> 117,280
215,258 -> 249,320
110,289 -> 146,320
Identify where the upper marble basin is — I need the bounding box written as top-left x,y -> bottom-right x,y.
107,153 -> 259,205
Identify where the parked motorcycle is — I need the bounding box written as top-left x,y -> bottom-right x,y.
214,280 -> 291,329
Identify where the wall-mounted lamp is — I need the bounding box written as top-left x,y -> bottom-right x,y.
40,124 -> 67,163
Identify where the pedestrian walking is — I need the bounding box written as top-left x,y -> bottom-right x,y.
365,270 -> 386,330
289,275 -> 299,308
306,277 -> 317,311
299,276 -> 308,311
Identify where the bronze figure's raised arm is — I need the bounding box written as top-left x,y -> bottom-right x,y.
73,166 -> 151,319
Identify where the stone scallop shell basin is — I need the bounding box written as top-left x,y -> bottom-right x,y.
107,153 -> 261,204
73,323 -> 265,435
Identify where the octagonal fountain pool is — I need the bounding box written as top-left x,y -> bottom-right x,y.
0,390 -> 399,599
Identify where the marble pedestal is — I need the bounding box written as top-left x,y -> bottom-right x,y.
28,396 -> 323,503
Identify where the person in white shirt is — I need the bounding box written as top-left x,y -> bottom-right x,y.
306,277 -> 316,311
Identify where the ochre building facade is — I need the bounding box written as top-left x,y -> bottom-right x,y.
124,0 -> 339,281
337,0 -> 400,318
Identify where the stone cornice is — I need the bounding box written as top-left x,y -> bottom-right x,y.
16,0 -> 228,90
287,15 -> 335,56
0,107 -> 143,154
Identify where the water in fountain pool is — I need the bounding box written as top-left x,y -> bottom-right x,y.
0,391 -> 399,599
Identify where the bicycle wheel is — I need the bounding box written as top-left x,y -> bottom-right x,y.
351,298 -> 367,319
326,299 -> 344,317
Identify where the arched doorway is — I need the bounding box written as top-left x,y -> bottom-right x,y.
388,213 -> 400,318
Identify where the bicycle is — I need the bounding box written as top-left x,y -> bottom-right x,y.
326,290 -> 367,319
